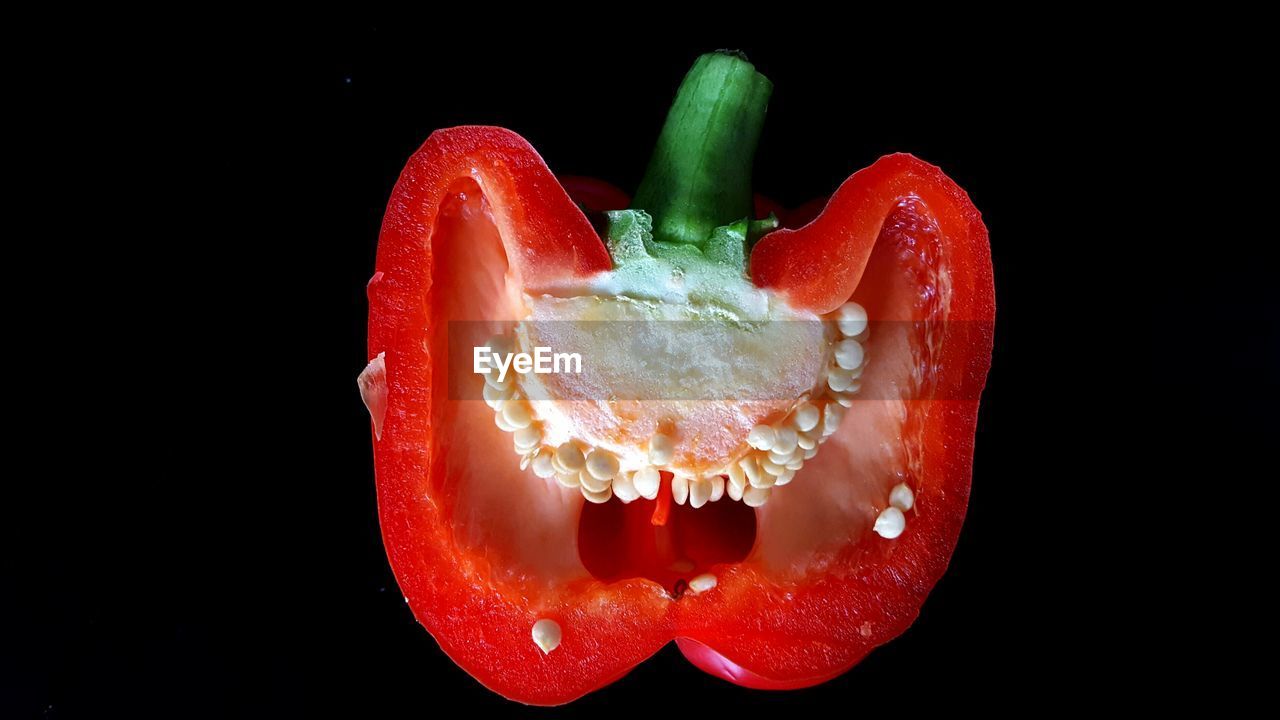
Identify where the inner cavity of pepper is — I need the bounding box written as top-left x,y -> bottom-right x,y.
578,485 -> 756,591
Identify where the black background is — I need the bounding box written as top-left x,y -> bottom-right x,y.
14,24 -> 1265,718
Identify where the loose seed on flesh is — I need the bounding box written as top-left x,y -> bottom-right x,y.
688,573 -> 717,593
889,483 -> 915,511
531,618 -> 561,654
874,507 -> 906,539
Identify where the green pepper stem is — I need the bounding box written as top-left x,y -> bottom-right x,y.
631,52 -> 772,248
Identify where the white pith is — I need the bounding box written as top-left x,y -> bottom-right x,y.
480,298 -> 908,530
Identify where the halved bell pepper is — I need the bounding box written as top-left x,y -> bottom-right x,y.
361,52 -> 994,704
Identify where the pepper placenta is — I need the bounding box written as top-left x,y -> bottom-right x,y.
362,51 -> 994,704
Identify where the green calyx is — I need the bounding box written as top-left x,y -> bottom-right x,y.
605,51 -> 774,276
605,210 -> 777,274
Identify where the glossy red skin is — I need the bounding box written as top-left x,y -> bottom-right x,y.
368,127 -> 993,702
752,153 -> 990,315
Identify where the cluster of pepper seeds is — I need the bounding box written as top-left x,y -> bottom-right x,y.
482,302 -> 910,519
531,435 -> 669,505
725,301 -> 868,507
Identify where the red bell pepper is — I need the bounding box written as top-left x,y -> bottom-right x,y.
362,52 -> 993,704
